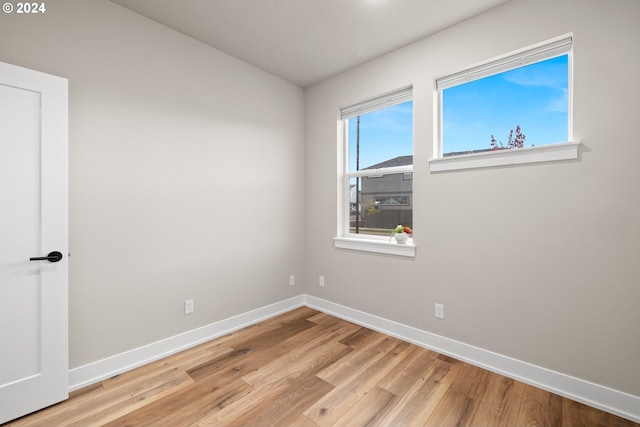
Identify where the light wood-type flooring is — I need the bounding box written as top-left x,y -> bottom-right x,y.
5,307 -> 639,426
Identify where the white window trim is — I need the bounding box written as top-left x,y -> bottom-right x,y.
334,236 -> 416,257
340,86 -> 412,120
435,36 -> 572,91
434,35 -> 575,171
429,141 -> 580,172
335,87 -> 415,257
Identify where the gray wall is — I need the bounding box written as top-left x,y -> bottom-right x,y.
305,0 -> 640,397
0,0 -> 305,368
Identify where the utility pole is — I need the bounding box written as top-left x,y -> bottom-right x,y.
355,115 -> 360,234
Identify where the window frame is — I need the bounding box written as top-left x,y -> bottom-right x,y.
334,87 -> 415,257
430,35 -> 579,172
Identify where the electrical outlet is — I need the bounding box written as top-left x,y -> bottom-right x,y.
184,299 -> 194,315
319,275 -> 325,287
435,303 -> 444,319
289,275 -> 295,286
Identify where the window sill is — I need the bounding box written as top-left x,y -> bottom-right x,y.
334,237 -> 416,257
429,141 -> 580,173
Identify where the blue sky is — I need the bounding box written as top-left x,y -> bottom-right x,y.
443,55 -> 569,154
348,101 -> 413,171
348,54 -> 568,168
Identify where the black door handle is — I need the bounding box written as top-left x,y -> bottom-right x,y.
30,251 -> 63,263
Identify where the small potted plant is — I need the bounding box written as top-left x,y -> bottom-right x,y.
390,225 -> 412,244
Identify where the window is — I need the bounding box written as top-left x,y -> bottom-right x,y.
431,36 -> 579,172
335,86 -> 415,256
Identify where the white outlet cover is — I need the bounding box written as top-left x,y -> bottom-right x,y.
185,299 -> 194,314
435,303 -> 444,319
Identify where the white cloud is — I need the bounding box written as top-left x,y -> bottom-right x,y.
546,88 -> 568,113
502,62 -> 567,90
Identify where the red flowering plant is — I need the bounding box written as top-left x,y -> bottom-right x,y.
490,125 -> 527,150
390,225 -> 413,241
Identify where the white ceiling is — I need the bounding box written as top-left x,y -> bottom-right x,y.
110,0 -> 511,88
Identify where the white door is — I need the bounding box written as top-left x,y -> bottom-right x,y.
0,61 -> 68,424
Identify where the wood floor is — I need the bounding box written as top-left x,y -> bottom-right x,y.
5,307 -> 638,427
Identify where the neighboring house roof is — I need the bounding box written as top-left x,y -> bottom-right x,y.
363,155 -> 413,169
443,148 -> 493,157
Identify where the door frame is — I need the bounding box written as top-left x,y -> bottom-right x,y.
0,60 -> 69,424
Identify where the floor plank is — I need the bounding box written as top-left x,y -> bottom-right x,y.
331,386 -> 400,427
448,361 -> 490,400
469,371 -> 526,427
103,376 -> 252,426
377,345 -> 439,396
561,398 -> 639,427
219,374 -> 333,427
304,340 -> 411,425
377,358 -> 461,426
424,389 -> 479,427
4,307 -> 639,427
516,384 -> 562,427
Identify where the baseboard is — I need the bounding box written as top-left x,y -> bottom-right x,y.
302,294 -> 640,424
68,293 -> 640,423
68,295 -> 305,391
